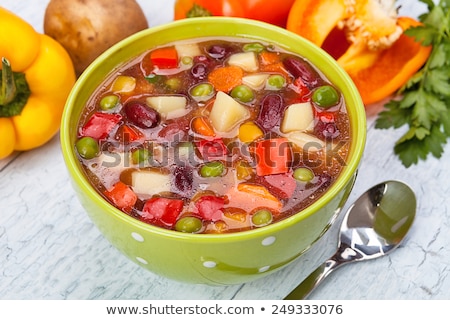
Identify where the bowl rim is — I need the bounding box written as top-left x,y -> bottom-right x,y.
61,17 -> 366,242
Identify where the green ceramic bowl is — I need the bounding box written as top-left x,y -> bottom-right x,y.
61,17 -> 366,285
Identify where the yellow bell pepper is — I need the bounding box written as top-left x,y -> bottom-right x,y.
0,7 -> 75,159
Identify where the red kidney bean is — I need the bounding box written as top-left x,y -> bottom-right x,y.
123,101 -> 160,129
173,166 -> 193,197
256,93 -> 285,131
207,44 -> 231,60
282,56 -> 325,89
191,63 -> 208,80
158,120 -> 188,142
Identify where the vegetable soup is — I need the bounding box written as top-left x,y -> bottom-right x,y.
75,37 -> 351,234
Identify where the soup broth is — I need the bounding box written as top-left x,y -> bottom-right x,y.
75,37 -> 351,234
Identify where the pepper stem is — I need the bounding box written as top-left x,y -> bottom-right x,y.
186,3 -> 212,18
0,57 -> 17,106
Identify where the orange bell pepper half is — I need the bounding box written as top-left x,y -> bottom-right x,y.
286,0 -> 432,106
340,17 -> 432,105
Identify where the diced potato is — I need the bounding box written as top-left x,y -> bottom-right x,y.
175,43 -> 202,58
89,152 -> 129,189
242,73 -> 269,90
146,95 -> 187,119
111,76 -> 136,93
210,91 -> 250,132
287,131 -> 325,152
228,52 -> 258,72
131,169 -> 171,195
281,102 -> 314,133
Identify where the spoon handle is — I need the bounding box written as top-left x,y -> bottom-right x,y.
284,248 -> 353,300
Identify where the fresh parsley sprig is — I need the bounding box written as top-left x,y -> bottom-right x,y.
375,0 -> 450,167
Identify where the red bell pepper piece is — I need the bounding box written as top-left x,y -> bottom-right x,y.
292,77 -> 311,101
116,124 -> 142,143
150,47 -> 179,69
80,112 -> 122,140
314,108 -> 336,123
196,138 -> 228,160
104,181 -> 137,213
194,195 -> 224,221
141,197 -> 184,227
260,173 -> 297,199
254,138 -> 292,176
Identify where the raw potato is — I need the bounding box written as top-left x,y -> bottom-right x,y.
44,0 -> 148,77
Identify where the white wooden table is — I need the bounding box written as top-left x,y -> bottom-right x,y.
1,0 -> 449,300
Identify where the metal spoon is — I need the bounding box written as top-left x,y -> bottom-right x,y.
285,180 -> 416,300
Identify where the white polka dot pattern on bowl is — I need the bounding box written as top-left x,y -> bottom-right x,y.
131,232 -> 144,242
203,261 -> 217,268
258,266 -> 270,273
198,235 -> 277,274
261,236 -> 276,246
136,256 -> 148,265
130,231 -> 278,274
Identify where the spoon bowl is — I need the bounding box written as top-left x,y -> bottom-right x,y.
285,180 -> 416,299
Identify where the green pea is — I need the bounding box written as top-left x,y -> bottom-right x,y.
75,136 -> 99,159
293,167 -> 315,182
181,56 -> 193,65
200,161 -> 224,177
131,148 -> 151,165
243,42 -> 265,53
267,74 -> 286,90
165,77 -> 181,90
251,209 -> 273,227
175,216 -> 203,233
230,85 -> 254,103
312,85 -> 340,108
190,83 -> 214,99
100,95 -> 119,110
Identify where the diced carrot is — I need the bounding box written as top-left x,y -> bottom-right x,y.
260,62 -> 287,74
150,47 -> 179,69
226,183 -> 282,211
104,181 -> 137,213
237,183 -> 279,201
208,66 -> 244,92
191,116 -> 216,137
259,51 -> 281,65
259,51 -> 291,79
